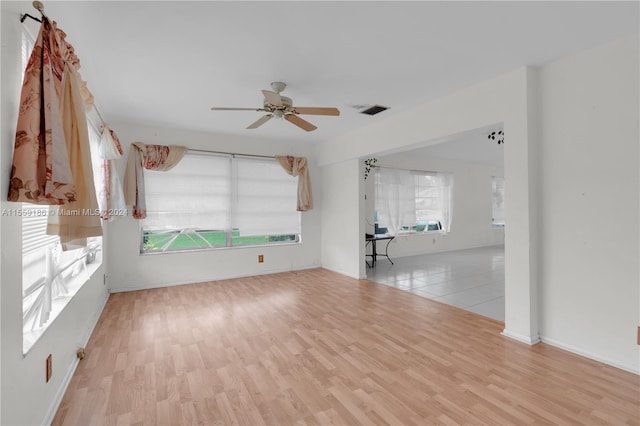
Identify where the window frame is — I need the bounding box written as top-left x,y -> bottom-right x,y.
139,153 -> 302,254
374,168 -> 453,236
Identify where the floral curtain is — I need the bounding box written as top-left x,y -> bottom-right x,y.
9,18 -> 75,204
8,18 -> 102,243
123,142 -> 187,219
275,155 -> 313,211
97,125 -> 126,221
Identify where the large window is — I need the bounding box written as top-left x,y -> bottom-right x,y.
21,122 -> 103,353
492,176 -> 505,227
375,168 -> 454,235
141,153 -> 301,253
19,31 -> 104,353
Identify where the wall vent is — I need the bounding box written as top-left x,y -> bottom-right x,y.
360,105 -> 389,116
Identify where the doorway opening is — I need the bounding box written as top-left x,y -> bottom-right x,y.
363,123 -> 506,321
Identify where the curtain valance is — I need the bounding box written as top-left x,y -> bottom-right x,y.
275,156 -> 313,211
123,142 -> 188,219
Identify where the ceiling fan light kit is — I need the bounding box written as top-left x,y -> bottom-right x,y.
210,82 -> 340,132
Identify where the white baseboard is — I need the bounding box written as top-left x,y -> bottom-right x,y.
41,290 -> 110,426
501,328 -> 541,345
539,335 -> 640,375
109,264 -> 322,293
319,265 -> 361,280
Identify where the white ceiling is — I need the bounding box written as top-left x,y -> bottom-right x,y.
22,1 -> 639,159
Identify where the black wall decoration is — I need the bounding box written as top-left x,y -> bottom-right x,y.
488,130 -> 504,145
364,158 -> 378,179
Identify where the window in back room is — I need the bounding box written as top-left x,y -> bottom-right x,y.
374,167 -> 454,235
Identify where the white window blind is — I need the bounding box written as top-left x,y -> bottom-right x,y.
142,152 -> 301,252
22,206 -> 58,254
144,153 -> 232,231
234,157 -> 299,236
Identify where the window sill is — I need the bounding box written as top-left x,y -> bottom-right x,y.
396,230 -> 444,236
139,240 -> 301,255
23,252 -> 103,356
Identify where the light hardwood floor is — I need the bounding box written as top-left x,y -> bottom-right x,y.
53,269 -> 639,425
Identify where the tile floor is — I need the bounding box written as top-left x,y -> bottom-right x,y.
366,245 -> 505,321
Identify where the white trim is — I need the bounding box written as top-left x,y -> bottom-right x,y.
319,265 -> 363,280
109,264 -> 322,293
539,335 -> 640,376
501,328 -> 541,345
41,290 -> 109,426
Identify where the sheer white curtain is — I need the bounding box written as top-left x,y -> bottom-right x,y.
375,168 -> 416,236
438,172 -> 454,233
414,171 -> 454,233
492,176 -> 505,226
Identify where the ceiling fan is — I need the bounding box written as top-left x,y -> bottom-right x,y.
210,82 -> 340,132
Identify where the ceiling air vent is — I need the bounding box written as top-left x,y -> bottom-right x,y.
360,105 -> 389,116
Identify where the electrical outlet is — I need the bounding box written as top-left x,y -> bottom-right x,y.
258,255 -> 264,263
46,354 -> 52,382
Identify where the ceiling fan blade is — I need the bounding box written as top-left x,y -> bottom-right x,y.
285,114 -> 317,132
293,107 -> 340,116
210,107 -> 264,111
262,90 -> 283,106
246,114 -> 273,129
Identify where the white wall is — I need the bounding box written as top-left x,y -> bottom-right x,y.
538,34 -> 639,372
317,67 -> 539,343
366,154 -> 504,259
1,3 -> 109,424
107,123 -> 322,291
320,159 -> 365,279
